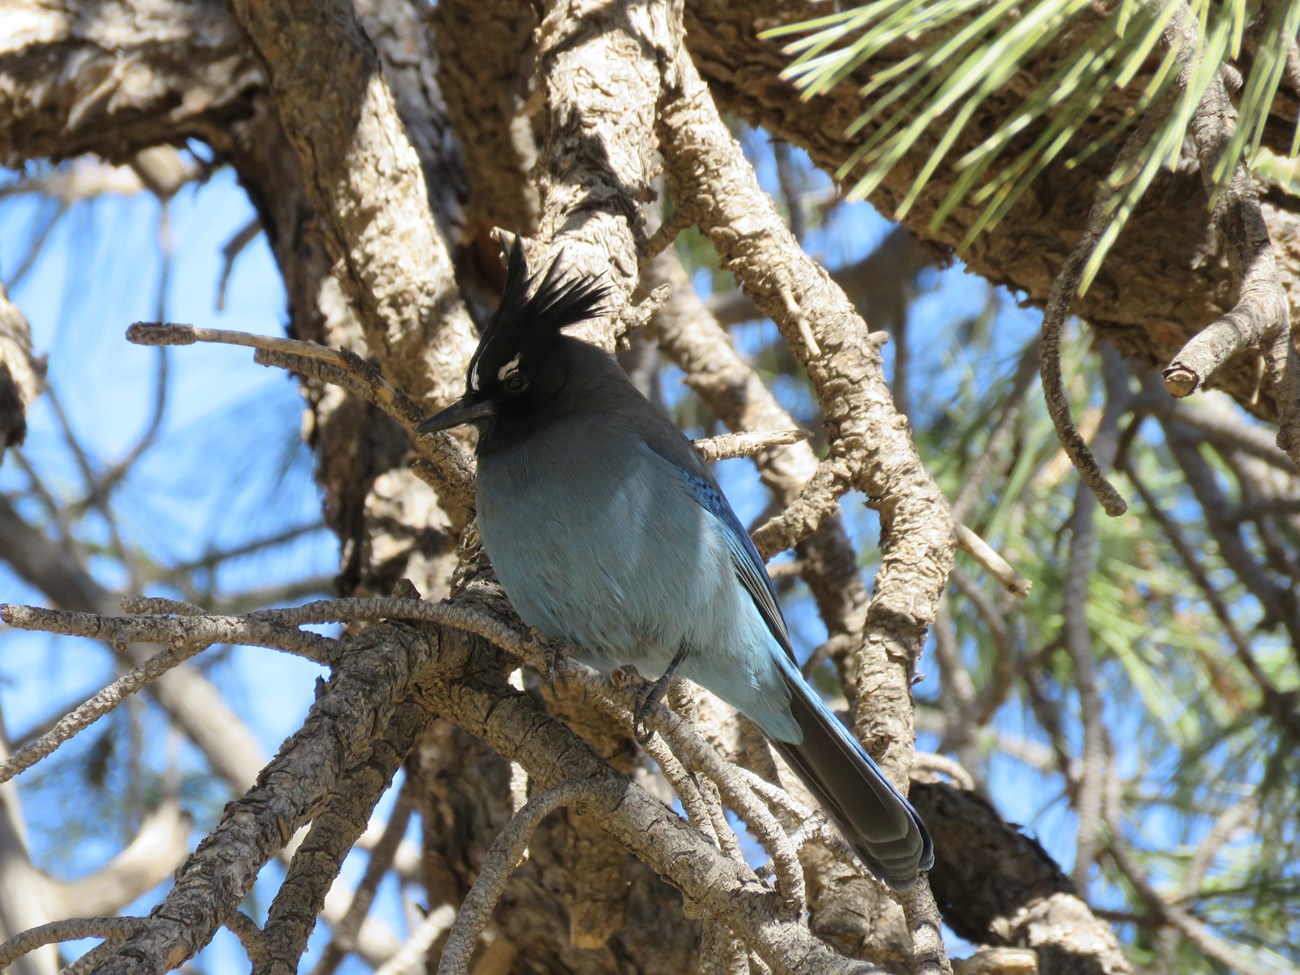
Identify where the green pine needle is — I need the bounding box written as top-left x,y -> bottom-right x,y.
761,0 -> 1298,294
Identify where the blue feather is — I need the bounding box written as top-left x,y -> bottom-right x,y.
678,469 -> 794,656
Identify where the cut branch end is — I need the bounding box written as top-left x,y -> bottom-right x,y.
1162,365 -> 1200,397
127,321 -> 198,346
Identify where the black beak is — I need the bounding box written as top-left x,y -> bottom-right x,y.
416,395 -> 497,434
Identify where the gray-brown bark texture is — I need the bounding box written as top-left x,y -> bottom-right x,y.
1,0 -> 1294,974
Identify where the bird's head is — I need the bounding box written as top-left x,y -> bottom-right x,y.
417,239 -> 608,438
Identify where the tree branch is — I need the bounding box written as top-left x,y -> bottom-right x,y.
656,19 -> 953,799
0,496 -> 271,792
223,0 -> 477,407
85,619 -> 423,975
912,782 -> 1132,975
256,701 -> 429,975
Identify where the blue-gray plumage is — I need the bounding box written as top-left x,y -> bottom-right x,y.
418,241 -> 933,888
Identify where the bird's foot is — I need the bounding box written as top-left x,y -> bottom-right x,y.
632,671 -> 673,744
630,644 -> 690,744
541,638 -> 569,687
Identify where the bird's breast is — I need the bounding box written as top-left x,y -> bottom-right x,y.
475,420 -> 737,673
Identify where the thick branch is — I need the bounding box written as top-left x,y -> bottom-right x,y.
257,700 -> 429,975
431,0 -> 538,235
657,37 -> 953,792
684,0 -> 1300,422
0,0 -> 259,164
532,0 -> 670,337
1164,9 -> 1296,467
912,782 -> 1132,975
88,623 -> 424,975
224,0 -> 477,407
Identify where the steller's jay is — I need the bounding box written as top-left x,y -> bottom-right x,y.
418,240 -> 933,888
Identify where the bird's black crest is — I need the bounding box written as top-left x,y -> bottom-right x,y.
464,238 -> 609,399
485,239 -> 608,345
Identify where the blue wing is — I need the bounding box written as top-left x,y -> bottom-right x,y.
676,468 -> 795,660
666,458 -> 935,885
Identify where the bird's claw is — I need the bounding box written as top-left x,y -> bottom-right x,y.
632,671 -> 673,744
629,645 -> 690,743
542,639 -> 569,687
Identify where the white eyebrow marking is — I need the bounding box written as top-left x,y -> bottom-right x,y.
497,354 -> 521,381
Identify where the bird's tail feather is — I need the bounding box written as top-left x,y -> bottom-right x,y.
770,660 -> 934,889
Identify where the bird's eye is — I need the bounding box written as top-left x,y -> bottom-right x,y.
503,371 -> 527,392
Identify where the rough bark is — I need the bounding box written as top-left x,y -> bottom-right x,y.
685,0 -> 1300,421
0,0 -> 259,164
4,0 -> 1297,423
913,782 -> 1132,975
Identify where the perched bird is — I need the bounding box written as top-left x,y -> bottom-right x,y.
418,240 -> 933,888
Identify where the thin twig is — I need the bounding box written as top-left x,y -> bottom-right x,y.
0,918 -> 145,970
127,322 -> 414,418
45,385 -> 136,571
126,321 -> 477,523
225,911 -> 269,967
645,729 -> 726,851
376,905 -> 457,975
641,203 -> 698,261
0,605 -> 337,785
216,217 -> 263,311
731,768 -> 864,875
436,780 -> 623,975
912,752 -> 976,792
241,596 -> 528,649
692,430 -> 809,464
954,524 -> 1032,598
1036,111 -> 1160,518
164,522 -> 325,576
